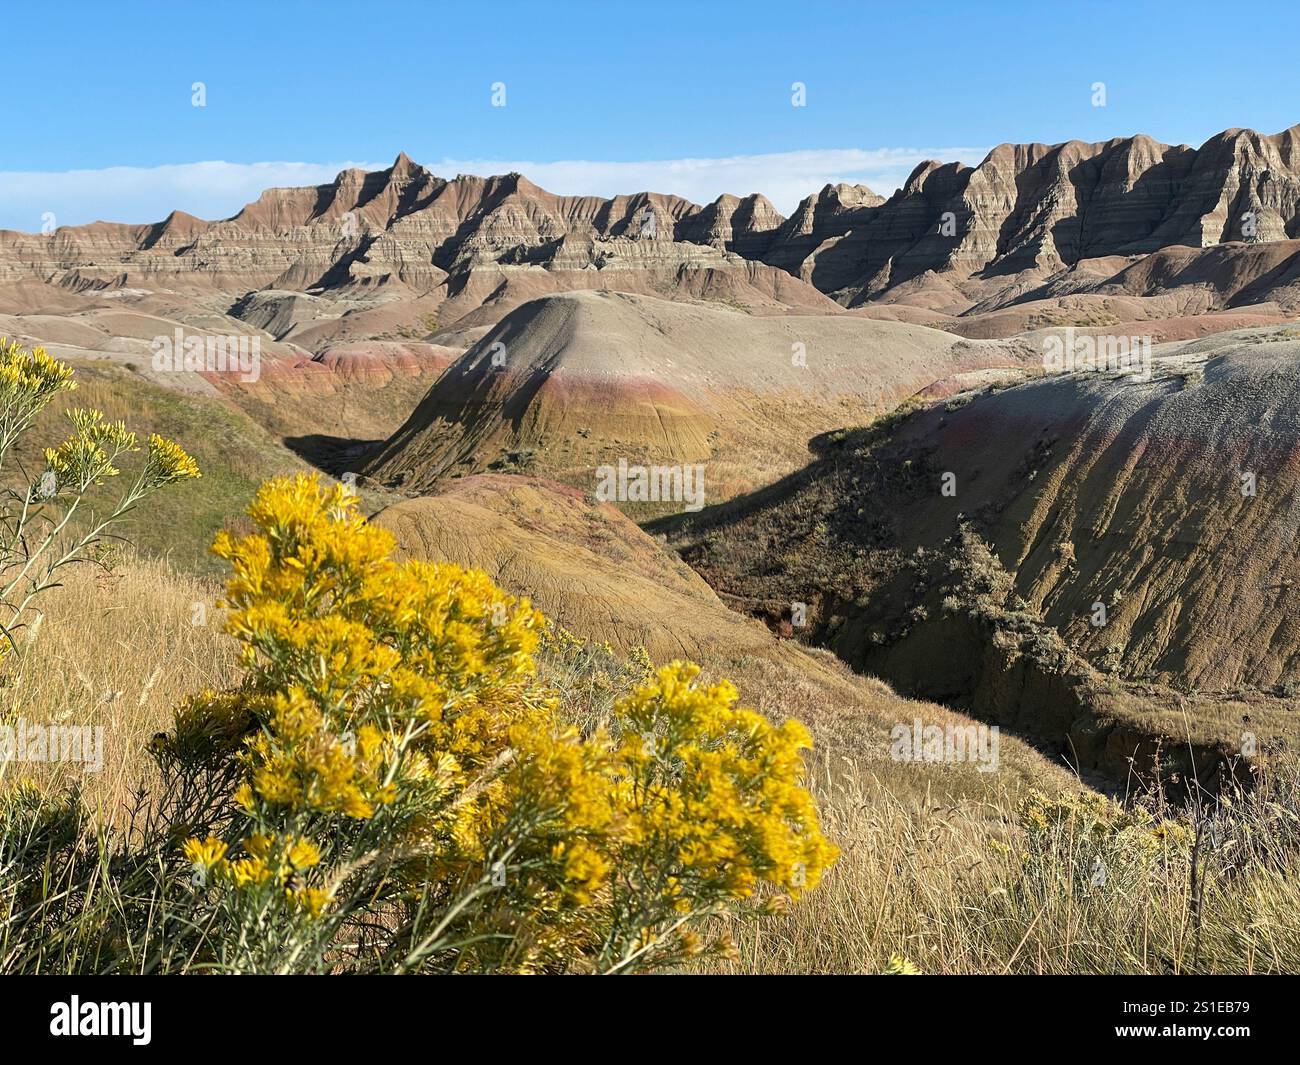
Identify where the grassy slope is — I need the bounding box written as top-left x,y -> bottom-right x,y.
4,508 -> 1299,973
8,362 -> 306,576
0,558 -> 239,820
10,360 -> 404,578
698,762 -> 1300,974
5,360 -> 1297,974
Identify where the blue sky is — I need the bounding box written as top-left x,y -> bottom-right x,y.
4,0 -> 1299,230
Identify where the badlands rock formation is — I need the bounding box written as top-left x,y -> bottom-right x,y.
361,290 -> 1034,499
887,326 -> 1300,693
6,125 -> 1300,345
0,155 -> 823,340
763,126 -> 1300,307
659,323 -> 1300,782
0,280 -> 453,456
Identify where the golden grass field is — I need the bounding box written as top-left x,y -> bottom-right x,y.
1,558 -> 239,821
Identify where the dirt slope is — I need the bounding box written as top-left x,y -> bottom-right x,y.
885,326 -> 1300,692
374,474 -> 757,661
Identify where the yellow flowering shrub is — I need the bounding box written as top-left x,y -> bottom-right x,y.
537,623 -> 653,735
160,473 -> 836,973
0,340 -> 199,653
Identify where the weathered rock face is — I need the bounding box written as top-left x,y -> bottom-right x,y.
4,125 -> 1300,323
674,192 -> 786,258
0,156 -> 767,294
0,155 -> 823,332
761,182 -> 887,281
760,125 -> 1300,304
361,289 -> 1030,500
660,326 -> 1300,789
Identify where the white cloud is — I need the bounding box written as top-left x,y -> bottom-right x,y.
439,148 -> 991,214
0,161 -> 385,233
0,148 -> 991,233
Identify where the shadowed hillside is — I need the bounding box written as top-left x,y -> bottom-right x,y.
656,324 -> 1300,790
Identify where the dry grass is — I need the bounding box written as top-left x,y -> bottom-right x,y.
0,555 -> 240,821
703,645 -> 1079,805
697,761 -> 1300,974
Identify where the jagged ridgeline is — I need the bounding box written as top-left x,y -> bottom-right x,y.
5,125 -> 1300,341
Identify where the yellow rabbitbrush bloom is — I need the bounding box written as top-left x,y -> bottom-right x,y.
145,432 -> 201,485
43,409 -> 136,486
182,836 -> 228,871
162,473 -> 836,973
884,953 -> 922,975
612,663 -> 839,900
291,885 -> 333,917
0,345 -> 200,670
0,338 -> 75,415
287,837 -> 322,870
41,410 -> 198,493
183,831 -> 328,895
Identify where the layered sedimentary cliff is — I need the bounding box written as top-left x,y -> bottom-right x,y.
4,125 -> 1300,324
0,155 -> 786,297
765,125 -> 1300,304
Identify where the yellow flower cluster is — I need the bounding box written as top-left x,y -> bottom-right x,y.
1018,789 -> 1191,849
0,346 -> 201,675
184,832 -> 330,914
146,433 -> 202,485
173,473 -> 835,970
0,338 -> 75,415
189,474 -> 553,920
160,689 -> 258,764
209,474 -> 548,829
39,409 -> 198,493
504,660 -> 839,923
43,409 -> 137,486
610,663 -> 839,900
239,689 -> 397,819
1015,788 -> 1193,895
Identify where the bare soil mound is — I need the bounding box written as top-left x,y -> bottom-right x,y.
364,290 -> 1031,503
